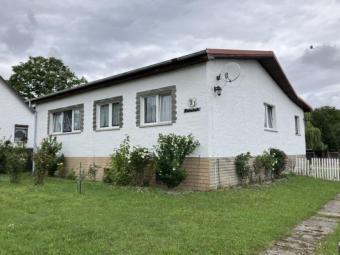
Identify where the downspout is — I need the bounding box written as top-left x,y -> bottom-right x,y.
31,101 -> 38,175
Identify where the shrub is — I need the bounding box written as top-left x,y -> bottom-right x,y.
235,152 -> 251,184
88,163 -> 99,181
66,169 -> 76,180
270,148 -> 287,178
130,147 -> 151,186
104,137 -> 152,186
5,144 -> 28,183
33,136 -> 63,184
253,151 -> 275,182
153,134 -> 199,188
0,139 -> 11,174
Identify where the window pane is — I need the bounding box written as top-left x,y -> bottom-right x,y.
295,116 -> 300,134
160,95 -> 172,122
112,103 -> 120,126
14,126 -> 28,143
100,104 -> 109,128
74,109 -> 81,131
144,96 -> 156,123
53,112 -> 62,132
267,106 -> 273,129
63,110 -> 73,132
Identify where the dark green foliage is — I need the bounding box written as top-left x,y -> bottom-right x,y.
88,163 -> 99,181
308,107 -> 340,151
33,136 -> 63,185
153,134 -> 199,188
270,148 -> 287,178
104,137 -> 151,186
0,140 -> 28,183
8,56 -> 87,99
305,112 -> 327,151
235,152 -> 251,183
253,151 -> 275,182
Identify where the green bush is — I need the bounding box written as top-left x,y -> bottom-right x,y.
253,151 -> 275,182
270,148 -> 287,178
0,140 -> 28,183
153,134 -> 199,188
104,137 -> 151,186
235,152 -> 251,184
34,136 -> 63,185
5,144 -> 28,183
88,163 -> 99,181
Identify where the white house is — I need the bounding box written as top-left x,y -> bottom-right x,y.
0,76 -> 35,148
31,49 -> 311,190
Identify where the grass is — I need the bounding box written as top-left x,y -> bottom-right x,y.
316,222 -> 340,254
1,174 -> 340,255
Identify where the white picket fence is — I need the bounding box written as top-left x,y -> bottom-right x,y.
292,157 -> 340,181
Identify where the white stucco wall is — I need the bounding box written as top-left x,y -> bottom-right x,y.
34,59 -> 306,158
35,64 -> 210,157
0,79 -> 35,148
207,59 -> 306,156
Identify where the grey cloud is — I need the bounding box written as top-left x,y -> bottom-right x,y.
1,0 -> 340,108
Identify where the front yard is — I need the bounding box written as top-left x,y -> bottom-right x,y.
1,175 -> 340,254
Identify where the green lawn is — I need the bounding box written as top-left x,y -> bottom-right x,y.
1,175 -> 340,255
316,222 -> 340,254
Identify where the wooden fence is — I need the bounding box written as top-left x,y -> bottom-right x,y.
291,157 -> 340,181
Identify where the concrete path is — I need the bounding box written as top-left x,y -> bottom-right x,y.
262,194 -> 340,255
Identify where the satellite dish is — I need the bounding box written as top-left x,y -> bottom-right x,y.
217,62 -> 241,83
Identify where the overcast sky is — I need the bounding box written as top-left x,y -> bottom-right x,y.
1,0 -> 340,108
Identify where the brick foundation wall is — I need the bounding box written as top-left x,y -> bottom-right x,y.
63,156 -> 241,191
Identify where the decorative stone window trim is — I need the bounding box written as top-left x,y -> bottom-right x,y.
136,85 -> 177,127
93,96 -> 123,131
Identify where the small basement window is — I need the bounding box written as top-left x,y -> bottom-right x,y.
14,125 -> 28,143
264,103 -> 276,130
295,115 -> 300,135
49,105 -> 83,134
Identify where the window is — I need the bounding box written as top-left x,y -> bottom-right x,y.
14,125 -> 28,143
140,94 -> 172,125
94,96 -> 122,130
49,104 -> 83,134
264,103 -> 276,130
295,115 -> 300,135
136,86 -> 176,127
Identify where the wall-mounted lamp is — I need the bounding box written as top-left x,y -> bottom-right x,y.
214,86 -> 222,96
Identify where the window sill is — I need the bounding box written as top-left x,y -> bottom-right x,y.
51,131 -> 82,136
295,133 -> 301,136
140,122 -> 173,128
95,126 -> 121,132
264,128 -> 278,133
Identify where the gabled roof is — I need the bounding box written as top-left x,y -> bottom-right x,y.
31,48 -> 311,112
0,76 -> 35,113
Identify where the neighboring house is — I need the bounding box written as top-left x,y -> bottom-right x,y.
0,76 -> 35,148
31,49 -> 311,190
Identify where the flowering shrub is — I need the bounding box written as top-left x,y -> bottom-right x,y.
104,137 -> 151,186
270,148 -> 287,178
33,136 -> 63,184
253,151 -> 276,182
153,134 -> 199,188
235,152 -> 251,184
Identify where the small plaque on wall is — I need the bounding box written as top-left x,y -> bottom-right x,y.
184,107 -> 201,113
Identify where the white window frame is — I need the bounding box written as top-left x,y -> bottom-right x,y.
294,115 -> 301,135
264,103 -> 277,131
140,94 -> 172,126
51,110 -> 81,135
96,103 -> 121,130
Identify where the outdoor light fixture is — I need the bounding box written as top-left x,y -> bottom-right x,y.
214,86 -> 222,96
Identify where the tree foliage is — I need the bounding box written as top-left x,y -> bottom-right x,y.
307,107 -> 340,151
8,56 -> 87,99
305,112 -> 327,151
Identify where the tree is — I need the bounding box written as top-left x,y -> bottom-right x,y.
8,56 -> 87,99
308,107 -> 340,151
304,113 -> 327,151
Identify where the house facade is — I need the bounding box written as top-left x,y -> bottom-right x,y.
31,49 -> 311,190
0,76 -> 35,148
